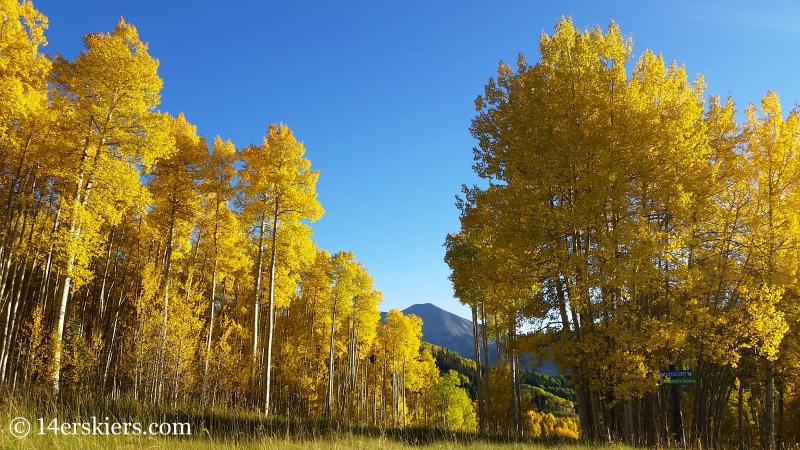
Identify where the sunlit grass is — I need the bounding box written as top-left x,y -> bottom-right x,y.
0,390 -> 640,449
1,433 -> 642,450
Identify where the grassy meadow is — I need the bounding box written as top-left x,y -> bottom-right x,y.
0,391 -> 641,450
2,434 -> 641,450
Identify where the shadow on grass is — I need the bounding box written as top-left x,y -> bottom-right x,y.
1,388 -> 585,448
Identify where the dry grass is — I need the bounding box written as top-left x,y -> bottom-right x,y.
1,432 -> 641,450
0,390 -> 639,450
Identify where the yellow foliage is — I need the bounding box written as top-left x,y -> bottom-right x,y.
19,305 -> 53,386
524,410 -> 580,440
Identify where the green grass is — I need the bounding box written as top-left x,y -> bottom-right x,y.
0,390 -> 640,449
1,433 -> 642,450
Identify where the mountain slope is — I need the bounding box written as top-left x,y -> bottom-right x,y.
403,303 -> 476,358
382,303 -> 559,375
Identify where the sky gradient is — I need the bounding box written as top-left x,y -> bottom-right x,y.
34,0 -> 800,319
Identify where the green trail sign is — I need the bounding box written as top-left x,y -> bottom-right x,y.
661,366 -> 689,448
659,370 -> 694,385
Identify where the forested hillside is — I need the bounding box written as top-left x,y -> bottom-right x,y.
424,342 -> 576,412
406,302 -> 559,374
444,16 -> 800,449
423,341 -> 579,439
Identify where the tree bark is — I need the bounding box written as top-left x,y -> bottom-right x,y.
764,359 -> 775,450
471,304 -> 484,431
249,217 -> 266,409
480,302 -> 492,432
327,299 -> 337,418
263,202 -> 279,415
738,378 -> 744,450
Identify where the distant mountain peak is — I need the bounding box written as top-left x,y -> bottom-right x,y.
403,303 -> 472,338
381,303 -> 559,376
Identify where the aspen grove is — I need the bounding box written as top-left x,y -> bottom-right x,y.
4,1 -> 800,448
0,1 -> 477,432
445,17 -> 800,449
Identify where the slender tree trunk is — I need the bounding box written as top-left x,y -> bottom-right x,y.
0,184 -> 19,305
481,303 -> 492,432
204,195 -> 223,398
54,268 -> 73,394
471,304 -> 484,431
157,205 -> 177,403
738,378 -> 744,450
54,138 -> 100,394
264,203 -> 279,415
38,205 -> 60,317
764,359 -> 775,450
778,378 -> 784,449
327,300 -> 337,418
403,356 -> 407,427
509,325 -> 519,436
0,248 -> 30,381
382,350 -> 387,425
668,364 -> 685,448
556,276 -> 593,440
624,399 -> 634,445
250,218 -> 266,409
0,134 -> 32,306
204,258 -> 217,403
103,307 -> 120,393
391,349 -> 396,427
94,225 -> 116,333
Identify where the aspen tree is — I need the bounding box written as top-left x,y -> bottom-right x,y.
739,92 -> 799,450
405,348 -> 439,426
326,250 -> 359,417
0,0 -> 51,381
444,232 -> 486,430
146,113 -> 204,400
293,249 -> 333,414
198,136 -> 238,397
457,16 -> 800,446
376,309 -> 423,426
237,124 -> 322,413
48,18 -> 172,393
0,2 -> 415,419
343,263 -> 381,419
430,370 -> 478,431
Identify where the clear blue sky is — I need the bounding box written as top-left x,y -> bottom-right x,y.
34,0 -> 800,320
